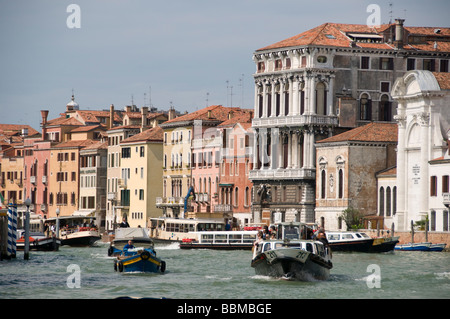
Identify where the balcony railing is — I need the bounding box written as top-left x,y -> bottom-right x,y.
444,193 -> 450,208
155,197 -> 184,207
42,175 -> 47,184
249,167 -> 315,180
252,114 -> 338,128
30,176 -> 36,184
214,204 -> 231,212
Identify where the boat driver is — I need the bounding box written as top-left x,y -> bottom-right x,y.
123,240 -> 135,250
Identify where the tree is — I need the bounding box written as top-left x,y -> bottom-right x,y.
340,207 -> 364,230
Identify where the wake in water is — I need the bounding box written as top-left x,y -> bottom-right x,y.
155,242 -> 180,250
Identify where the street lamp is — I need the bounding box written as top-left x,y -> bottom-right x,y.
55,208 -> 60,239
24,198 -> 31,260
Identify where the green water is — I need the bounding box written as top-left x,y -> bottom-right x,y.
1,242 -> 449,299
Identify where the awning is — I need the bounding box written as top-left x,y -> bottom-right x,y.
218,183 -> 234,187
72,210 -> 96,217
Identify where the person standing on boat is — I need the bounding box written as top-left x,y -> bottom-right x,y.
120,218 -> 130,228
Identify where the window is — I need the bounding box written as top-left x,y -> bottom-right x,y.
257,61 -> 265,73
121,147 -> 131,158
379,94 -> 392,121
140,146 -> 144,157
321,170 -> 326,199
361,56 -> 370,69
379,57 -> 393,70
380,82 -> 390,93
379,187 -> 384,216
386,187 -> 391,216
315,82 -> 327,115
430,176 -> 437,196
423,59 -> 435,71
407,58 -> 415,71
275,59 -> 282,70
317,56 -> 327,63
440,59 -> 449,72
139,189 -> 144,200
338,169 -> 343,199
442,175 -> 449,193
359,93 -> 371,121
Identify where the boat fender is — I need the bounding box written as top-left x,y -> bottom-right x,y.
160,261 -> 166,273
114,260 -> 118,271
118,261 -> 124,272
140,250 -> 151,260
108,246 -> 114,256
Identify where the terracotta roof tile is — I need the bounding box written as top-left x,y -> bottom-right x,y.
54,139 -> 97,149
257,22 -> 450,53
162,105 -> 249,126
432,72 -> 450,90
317,122 -> 398,144
0,124 -> 39,136
120,126 -> 163,144
46,116 -> 84,126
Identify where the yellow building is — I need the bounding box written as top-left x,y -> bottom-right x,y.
119,126 -> 163,227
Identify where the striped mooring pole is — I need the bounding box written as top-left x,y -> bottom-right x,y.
7,203 -> 18,258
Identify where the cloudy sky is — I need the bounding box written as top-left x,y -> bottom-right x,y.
1,0 -> 449,130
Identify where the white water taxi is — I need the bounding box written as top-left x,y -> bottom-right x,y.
179,230 -> 258,250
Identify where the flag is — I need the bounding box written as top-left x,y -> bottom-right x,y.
0,192 -> 4,209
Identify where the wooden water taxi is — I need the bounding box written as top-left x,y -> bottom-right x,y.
114,246 -> 166,274
108,228 -> 154,256
326,231 -> 399,253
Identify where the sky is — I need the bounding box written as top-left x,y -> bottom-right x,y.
0,0 -> 449,131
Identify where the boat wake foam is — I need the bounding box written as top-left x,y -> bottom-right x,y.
156,242 -> 180,250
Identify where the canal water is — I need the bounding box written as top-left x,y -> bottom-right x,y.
1,242 -> 450,300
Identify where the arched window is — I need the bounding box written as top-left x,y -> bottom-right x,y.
393,186 -> 397,215
386,187 -> 391,216
321,170 -> 326,199
338,169 -> 343,199
234,187 -> 239,207
359,93 -> 371,120
379,187 -> 385,216
245,187 -> 249,207
379,94 -> 391,121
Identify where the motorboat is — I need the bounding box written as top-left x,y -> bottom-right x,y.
326,231 -> 399,253
60,226 -> 101,246
16,231 -> 61,251
149,217 -> 226,243
47,216 -> 101,247
395,242 -> 446,251
114,246 -> 166,274
251,239 -> 332,281
250,222 -> 332,281
179,230 -> 258,250
108,228 -> 154,256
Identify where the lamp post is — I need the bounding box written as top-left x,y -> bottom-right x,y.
24,198 -> 31,260
55,208 -> 60,239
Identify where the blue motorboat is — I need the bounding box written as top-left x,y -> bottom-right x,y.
108,228 -> 154,257
394,242 -> 446,251
114,246 -> 166,273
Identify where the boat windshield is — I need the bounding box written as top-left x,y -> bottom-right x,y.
283,226 -> 300,240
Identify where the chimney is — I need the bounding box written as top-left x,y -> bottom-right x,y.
125,105 -> 131,113
168,106 -> 176,121
394,19 -> 405,49
207,110 -> 212,119
41,110 -> 49,140
109,104 -> 114,129
228,111 -> 234,120
141,106 -> 148,132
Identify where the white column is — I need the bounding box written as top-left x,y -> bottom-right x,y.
277,133 -> 283,169
270,83 -> 276,117
327,75 -> 335,116
287,132 -> 292,169
419,112 -> 430,218
253,129 -> 259,170
254,83 -> 259,117
288,78 -> 293,116
280,81 -> 285,117
310,76 -> 316,115
394,112 -> 406,230
262,82 -> 268,118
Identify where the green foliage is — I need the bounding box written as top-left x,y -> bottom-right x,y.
340,207 -> 364,230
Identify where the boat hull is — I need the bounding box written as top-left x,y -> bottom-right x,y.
179,242 -> 253,250
16,237 -> 61,251
328,237 -> 399,253
251,248 -> 332,281
115,250 -> 166,273
61,230 -> 101,246
395,242 -> 446,251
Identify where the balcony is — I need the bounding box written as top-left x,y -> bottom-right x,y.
444,193 -> 450,208
118,179 -> 127,189
40,204 -> 47,212
155,197 -> 184,207
42,175 -> 47,184
107,192 -> 116,201
249,167 -> 315,180
30,176 -> 36,184
214,204 -> 231,212
252,114 -> 338,128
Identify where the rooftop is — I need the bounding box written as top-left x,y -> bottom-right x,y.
317,122 -> 398,144
256,22 -> 450,53
120,126 -> 164,144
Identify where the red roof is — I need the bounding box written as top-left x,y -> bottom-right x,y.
317,122 -> 398,144
120,126 -> 163,144
257,22 -> 450,53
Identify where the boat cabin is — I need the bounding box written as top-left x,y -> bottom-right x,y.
326,232 -> 371,242
195,231 -> 257,245
254,240 -> 329,260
